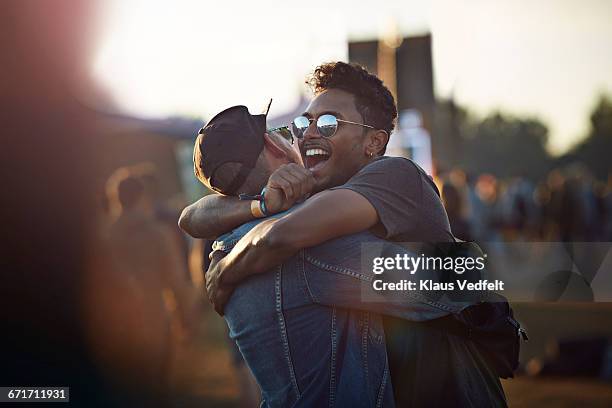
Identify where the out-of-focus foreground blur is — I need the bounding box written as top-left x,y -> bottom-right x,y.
2,0 -> 612,406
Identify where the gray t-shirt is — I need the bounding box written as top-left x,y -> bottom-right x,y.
333,157 -> 506,406
332,156 -> 453,243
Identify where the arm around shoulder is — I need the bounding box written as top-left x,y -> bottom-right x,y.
178,194 -> 253,239
264,188 -> 379,251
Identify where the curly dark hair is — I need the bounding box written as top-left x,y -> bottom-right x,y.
307,62 -> 397,143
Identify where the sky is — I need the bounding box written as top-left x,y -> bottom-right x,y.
92,0 -> 612,155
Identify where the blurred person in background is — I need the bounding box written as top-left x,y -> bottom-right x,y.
533,180 -> 553,239
441,181 -> 471,241
137,163 -> 192,270
441,169 -> 473,241
102,166 -> 194,402
501,177 -> 537,240
545,168 -> 590,242
595,177 -> 612,240
137,164 -> 202,337
471,174 -> 504,242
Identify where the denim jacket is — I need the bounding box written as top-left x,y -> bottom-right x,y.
213,212 -> 471,407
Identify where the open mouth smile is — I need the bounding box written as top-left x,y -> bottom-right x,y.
304,147 -> 331,172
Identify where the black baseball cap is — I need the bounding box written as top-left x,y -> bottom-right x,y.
193,104 -> 269,195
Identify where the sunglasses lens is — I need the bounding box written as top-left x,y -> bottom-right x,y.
317,114 -> 338,137
292,116 -> 310,139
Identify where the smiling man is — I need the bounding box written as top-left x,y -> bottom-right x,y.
181,62 -> 508,407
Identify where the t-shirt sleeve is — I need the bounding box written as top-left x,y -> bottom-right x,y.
330,157 -> 425,239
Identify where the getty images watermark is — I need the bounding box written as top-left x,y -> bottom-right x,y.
358,241 -> 612,303
371,251 -> 504,292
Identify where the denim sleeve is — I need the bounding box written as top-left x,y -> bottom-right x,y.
301,233 -> 469,321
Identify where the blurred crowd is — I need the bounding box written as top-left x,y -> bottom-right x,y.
438,165 -> 612,243
86,160 -> 612,403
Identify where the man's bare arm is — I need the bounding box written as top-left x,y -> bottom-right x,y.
178,194 -> 253,239
179,163 -> 314,239
206,188 -> 379,313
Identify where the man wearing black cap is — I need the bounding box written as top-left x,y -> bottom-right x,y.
192,104 -> 302,197
181,62 -> 508,407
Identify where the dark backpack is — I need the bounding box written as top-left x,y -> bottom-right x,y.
426,292 -> 527,379
428,241 -> 528,379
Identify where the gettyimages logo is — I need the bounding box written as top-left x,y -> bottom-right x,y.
372,252 -> 487,275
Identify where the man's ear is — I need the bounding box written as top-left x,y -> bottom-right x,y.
366,130 -> 389,156
263,132 -> 288,159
